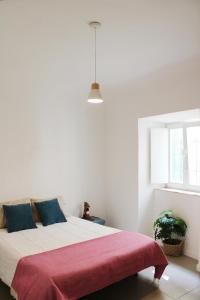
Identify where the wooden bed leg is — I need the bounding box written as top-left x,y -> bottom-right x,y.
10,287 -> 18,299
153,278 -> 160,287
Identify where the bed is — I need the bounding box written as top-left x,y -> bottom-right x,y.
0,208 -> 168,300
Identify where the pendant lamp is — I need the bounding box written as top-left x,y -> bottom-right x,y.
88,21 -> 103,104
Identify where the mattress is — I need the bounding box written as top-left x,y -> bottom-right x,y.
0,216 -> 120,287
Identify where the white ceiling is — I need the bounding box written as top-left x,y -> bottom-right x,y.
1,0 -> 200,89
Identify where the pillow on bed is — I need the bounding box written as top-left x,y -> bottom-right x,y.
35,199 -> 67,226
31,196 -> 67,222
3,203 -> 37,233
0,198 -> 31,229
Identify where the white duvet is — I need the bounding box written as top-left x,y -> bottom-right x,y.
0,216 -> 119,287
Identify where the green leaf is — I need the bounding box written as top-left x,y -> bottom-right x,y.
160,210 -> 173,217
153,210 -> 187,242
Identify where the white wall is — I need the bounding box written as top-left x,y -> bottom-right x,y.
0,2 -> 106,218
0,98 -> 106,217
1,0 -> 200,230
154,189 -> 200,259
105,55 -> 200,230
0,89 -> 106,217
138,119 -> 164,236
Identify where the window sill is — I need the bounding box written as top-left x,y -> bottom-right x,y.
156,188 -> 200,197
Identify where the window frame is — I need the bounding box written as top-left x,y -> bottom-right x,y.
167,121 -> 200,192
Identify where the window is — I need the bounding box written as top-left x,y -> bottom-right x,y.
187,126 -> 200,186
168,122 -> 200,191
170,128 -> 184,184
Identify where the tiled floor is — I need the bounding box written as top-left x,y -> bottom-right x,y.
0,256 -> 200,300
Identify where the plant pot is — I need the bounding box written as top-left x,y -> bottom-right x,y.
162,241 -> 184,257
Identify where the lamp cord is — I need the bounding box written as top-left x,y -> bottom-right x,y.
94,26 -> 96,83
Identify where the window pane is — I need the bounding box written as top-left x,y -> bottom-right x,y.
187,126 -> 200,186
170,128 -> 184,183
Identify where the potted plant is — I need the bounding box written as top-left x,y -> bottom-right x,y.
154,210 -> 187,256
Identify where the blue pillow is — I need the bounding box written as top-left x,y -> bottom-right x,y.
3,203 -> 37,233
35,199 -> 67,226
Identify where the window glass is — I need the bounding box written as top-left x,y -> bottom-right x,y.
187,126 -> 200,186
170,128 -> 184,184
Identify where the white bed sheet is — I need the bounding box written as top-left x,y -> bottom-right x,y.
0,216 -> 120,287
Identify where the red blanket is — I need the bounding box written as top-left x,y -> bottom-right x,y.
12,231 -> 168,300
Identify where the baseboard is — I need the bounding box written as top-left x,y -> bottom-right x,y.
183,249 -> 198,261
